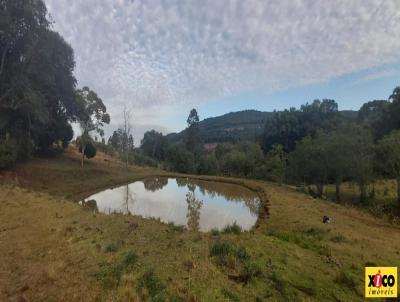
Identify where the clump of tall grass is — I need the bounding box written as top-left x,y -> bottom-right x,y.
334,270 -> 356,289
210,241 -> 262,283
96,249 -> 139,288
209,240 -> 234,258
210,228 -> 220,236
105,243 -> 119,253
222,222 -> 242,234
221,288 -> 240,302
137,269 -> 168,302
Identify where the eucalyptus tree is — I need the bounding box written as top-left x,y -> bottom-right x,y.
185,109 -> 202,158
76,87 -> 110,167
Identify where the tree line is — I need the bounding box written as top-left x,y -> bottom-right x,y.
137,89 -> 400,214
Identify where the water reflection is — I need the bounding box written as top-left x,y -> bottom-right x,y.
83,177 -> 260,231
124,184 -> 134,214
143,177 -> 168,192
185,184 -> 203,231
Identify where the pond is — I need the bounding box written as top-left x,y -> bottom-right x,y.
81,177 -> 260,232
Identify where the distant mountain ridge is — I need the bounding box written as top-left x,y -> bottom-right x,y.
166,109 -> 357,144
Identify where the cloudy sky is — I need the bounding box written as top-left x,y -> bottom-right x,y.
44,0 -> 400,143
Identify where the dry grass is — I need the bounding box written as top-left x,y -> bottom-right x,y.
0,148 -> 399,301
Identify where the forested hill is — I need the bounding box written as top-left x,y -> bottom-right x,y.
166,109 -> 357,144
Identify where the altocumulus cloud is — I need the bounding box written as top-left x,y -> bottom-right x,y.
44,0 -> 400,140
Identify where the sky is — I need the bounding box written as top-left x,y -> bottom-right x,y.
44,0 -> 400,143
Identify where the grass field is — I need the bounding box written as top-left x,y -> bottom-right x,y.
0,148 -> 399,301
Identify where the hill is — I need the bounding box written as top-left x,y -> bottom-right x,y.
166,109 -> 358,144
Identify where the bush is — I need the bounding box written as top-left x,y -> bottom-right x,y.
121,250 -> 139,269
96,262 -> 123,288
241,260 -> 263,280
132,150 -> 158,167
235,246 -> 250,261
209,241 -> 234,258
0,138 -> 18,169
84,142 -> 97,158
78,141 -> 97,158
210,228 -> 220,236
137,269 -> 167,302
222,222 -> 242,234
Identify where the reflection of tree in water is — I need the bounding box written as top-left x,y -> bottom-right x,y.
186,184 -> 203,232
81,199 -> 99,212
178,178 -> 260,215
143,177 -> 169,192
123,184 -> 135,214
176,177 -> 190,188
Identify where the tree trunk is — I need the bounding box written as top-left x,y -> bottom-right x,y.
359,182 -> 367,203
81,144 -> 85,168
316,183 -> 324,198
335,181 -> 341,202
0,44 -> 8,78
126,149 -> 129,169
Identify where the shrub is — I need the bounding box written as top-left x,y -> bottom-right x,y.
137,269 -> 167,302
78,141 -> 97,158
241,260 -> 263,280
122,250 -> 138,269
222,222 -> 242,234
96,262 -> 123,288
221,288 -> 240,302
210,228 -> 220,236
235,246 -> 250,261
84,142 -> 97,158
209,241 -> 234,258
132,151 -> 158,167
105,243 -> 119,253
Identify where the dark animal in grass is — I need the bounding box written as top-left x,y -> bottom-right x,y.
323,216 -> 331,224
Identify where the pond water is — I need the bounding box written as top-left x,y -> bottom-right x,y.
82,177 -> 260,232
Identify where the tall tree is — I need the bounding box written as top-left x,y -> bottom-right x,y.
185,108 -> 202,157
0,0 -> 78,161
358,100 -> 390,140
262,99 -> 339,153
121,105 -> 132,169
141,130 -> 166,160
347,126 -> 374,203
76,86 -> 110,167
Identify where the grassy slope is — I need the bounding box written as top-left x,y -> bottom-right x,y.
0,149 -> 399,301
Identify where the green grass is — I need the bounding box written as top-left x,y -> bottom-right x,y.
267,230 -> 331,256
